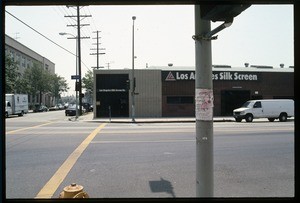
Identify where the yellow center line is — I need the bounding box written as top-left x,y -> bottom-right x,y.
6,121 -> 56,134
35,123 -> 107,199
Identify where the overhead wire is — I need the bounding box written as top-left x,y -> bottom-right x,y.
5,9 -> 91,72
85,6 -> 108,68
5,10 -> 75,57
61,6 -> 93,73
87,6 -> 99,32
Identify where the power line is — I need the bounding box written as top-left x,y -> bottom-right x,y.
87,7 -> 99,32
5,10 -> 76,57
5,10 -> 91,72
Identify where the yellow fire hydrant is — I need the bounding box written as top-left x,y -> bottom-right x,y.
59,183 -> 89,198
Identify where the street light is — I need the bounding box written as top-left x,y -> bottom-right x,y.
131,16 -> 136,122
59,32 -> 79,119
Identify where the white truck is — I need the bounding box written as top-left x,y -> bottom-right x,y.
5,94 -> 29,118
233,99 -> 294,122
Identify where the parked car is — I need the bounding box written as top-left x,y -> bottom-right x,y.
58,104 -> 65,110
64,103 -> 69,109
33,104 -> 49,112
49,105 -> 59,111
82,103 -> 93,112
65,105 -> 86,116
65,104 -> 77,116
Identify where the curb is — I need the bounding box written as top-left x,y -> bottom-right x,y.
78,116 -> 235,123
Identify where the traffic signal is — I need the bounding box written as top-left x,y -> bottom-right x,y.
75,81 -> 80,91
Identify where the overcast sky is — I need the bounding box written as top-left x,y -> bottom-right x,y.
5,4 -> 294,95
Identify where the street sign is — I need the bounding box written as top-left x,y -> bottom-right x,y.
71,75 -> 80,80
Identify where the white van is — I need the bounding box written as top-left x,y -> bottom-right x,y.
5,94 -> 29,117
233,99 -> 294,122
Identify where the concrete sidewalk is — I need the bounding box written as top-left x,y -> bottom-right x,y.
78,112 -> 235,123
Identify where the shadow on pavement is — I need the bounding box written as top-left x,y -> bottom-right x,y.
149,177 -> 176,197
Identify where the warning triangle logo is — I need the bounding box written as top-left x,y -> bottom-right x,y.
165,72 -> 176,81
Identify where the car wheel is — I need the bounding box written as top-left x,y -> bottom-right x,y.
279,113 -> 287,122
245,114 -> 253,122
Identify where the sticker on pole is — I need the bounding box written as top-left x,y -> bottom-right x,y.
195,88 -> 214,121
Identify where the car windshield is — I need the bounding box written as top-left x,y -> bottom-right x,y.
241,101 -> 252,108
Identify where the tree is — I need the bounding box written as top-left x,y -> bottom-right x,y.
82,70 -> 94,104
82,70 -> 93,94
6,53 -> 70,106
23,63 -> 51,105
5,55 -> 21,93
49,74 -> 69,104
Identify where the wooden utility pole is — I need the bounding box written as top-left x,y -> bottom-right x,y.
65,5 -> 91,115
90,30 -> 106,69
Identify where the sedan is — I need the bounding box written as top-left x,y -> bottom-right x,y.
65,105 -> 77,116
65,105 -> 86,116
33,104 -> 49,112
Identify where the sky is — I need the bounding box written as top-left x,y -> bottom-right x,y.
4,4 -> 294,96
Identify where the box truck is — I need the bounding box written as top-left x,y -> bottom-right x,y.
5,94 -> 29,117
233,99 -> 294,122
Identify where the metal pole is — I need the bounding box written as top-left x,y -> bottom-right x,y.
109,105 -> 111,122
77,5 -> 82,116
75,36 -> 78,119
131,16 -> 136,122
194,5 -> 214,197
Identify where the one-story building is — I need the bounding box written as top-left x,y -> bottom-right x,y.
93,65 -> 294,118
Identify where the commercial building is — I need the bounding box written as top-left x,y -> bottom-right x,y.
93,65 -> 294,118
5,34 -> 55,107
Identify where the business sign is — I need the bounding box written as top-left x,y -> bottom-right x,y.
97,89 -> 126,92
162,71 -> 259,82
164,71 -> 195,81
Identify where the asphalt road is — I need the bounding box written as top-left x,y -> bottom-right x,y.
5,110 -> 294,199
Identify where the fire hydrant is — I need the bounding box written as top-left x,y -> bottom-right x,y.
59,183 -> 89,198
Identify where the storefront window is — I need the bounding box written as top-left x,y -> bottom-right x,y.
167,96 -> 193,104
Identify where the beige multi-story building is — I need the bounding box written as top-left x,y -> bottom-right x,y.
5,34 -> 55,107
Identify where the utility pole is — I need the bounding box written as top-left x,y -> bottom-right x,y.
131,16 -> 136,122
106,62 -> 110,69
90,30 -> 106,69
193,4 -> 248,197
65,5 -> 91,115
194,5 -> 214,197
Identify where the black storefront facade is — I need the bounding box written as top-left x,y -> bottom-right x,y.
94,67 -> 294,118
95,73 -> 130,118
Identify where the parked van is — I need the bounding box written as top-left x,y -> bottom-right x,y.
5,94 -> 29,118
233,99 -> 294,122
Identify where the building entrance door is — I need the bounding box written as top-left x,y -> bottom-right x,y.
221,90 -> 250,116
95,74 -> 129,118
